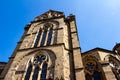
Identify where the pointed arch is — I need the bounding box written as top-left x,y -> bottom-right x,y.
83,56 -> 103,80
23,49 -> 56,80
40,31 -> 47,46
46,28 -> 53,45
32,66 -> 39,80
32,21 -> 59,47
34,30 -> 42,47
40,23 -> 52,46
25,64 -> 32,80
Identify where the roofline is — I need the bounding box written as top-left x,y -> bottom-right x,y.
82,47 -> 114,55
113,43 -> 120,51
35,9 -> 64,19
0,62 -> 7,64
48,9 -> 64,13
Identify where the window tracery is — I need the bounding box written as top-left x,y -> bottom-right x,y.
84,56 -> 102,80
24,54 -> 48,80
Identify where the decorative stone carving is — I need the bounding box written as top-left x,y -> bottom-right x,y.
35,10 -> 64,21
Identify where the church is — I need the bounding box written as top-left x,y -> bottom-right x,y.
0,10 -> 120,80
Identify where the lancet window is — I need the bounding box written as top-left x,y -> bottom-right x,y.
46,28 -> 53,46
34,23 -> 53,47
25,65 -> 32,80
24,55 -> 48,80
40,30 -> 47,46
34,30 -> 42,47
40,62 -> 48,80
32,67 -> 39,80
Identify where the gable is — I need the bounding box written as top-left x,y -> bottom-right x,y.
35,10 -> 64,21
82,48 -> 114,61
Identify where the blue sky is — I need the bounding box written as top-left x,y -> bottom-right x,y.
0,0 -> 120,62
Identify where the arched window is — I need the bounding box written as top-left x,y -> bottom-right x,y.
40,30 -> 47,46
24,54 -> 49,80
33,23 -> 53,47
34,30 -> 42,47
84,56 -> 103,80
85,63 -> 102,80
46,28 -> 52,45
40,24 -> 53,47
25,65 -> 32,80
32,67 -> 39,80
40,63 -> 48,80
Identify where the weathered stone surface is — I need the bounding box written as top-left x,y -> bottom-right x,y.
1,10 -> 119,80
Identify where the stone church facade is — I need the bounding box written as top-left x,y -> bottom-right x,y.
0,10 -> 120,80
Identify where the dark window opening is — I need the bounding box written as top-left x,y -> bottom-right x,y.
85,74 -> 93,80
25,65 -> 32,80
32,67 -> 39,80
40,31 -> 47,46
46,29 -> 52,46
93,71 -> 102,80
34,31 -> 41,47
40,63 -> 48,80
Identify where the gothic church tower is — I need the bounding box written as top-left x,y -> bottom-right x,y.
0,10 -> 85,80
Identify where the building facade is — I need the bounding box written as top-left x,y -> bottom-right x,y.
0,10 -> 120,80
